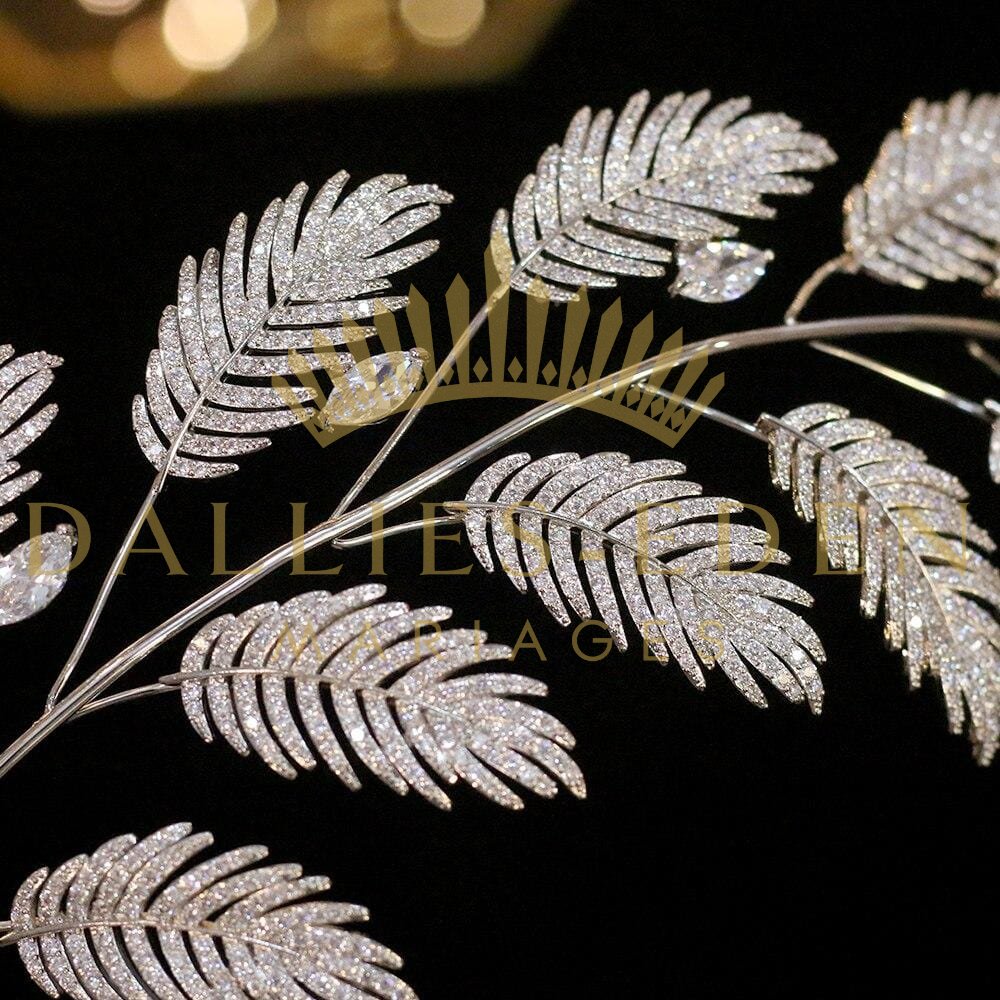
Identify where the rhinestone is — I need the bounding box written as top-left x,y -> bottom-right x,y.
671,240 -> 773,302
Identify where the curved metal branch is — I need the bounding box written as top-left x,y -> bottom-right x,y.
2,311 -> 999,779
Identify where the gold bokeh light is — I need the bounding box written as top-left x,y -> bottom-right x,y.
77,0 -> 145,16
112,16 -> 193,99
161,0 -> 250,72
399,0 -> 486,47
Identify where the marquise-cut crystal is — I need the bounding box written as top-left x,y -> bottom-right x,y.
324,351 -> 424,426
0,529 -> 74,626
988,403 -> 1000,484
671,240 -> 773,303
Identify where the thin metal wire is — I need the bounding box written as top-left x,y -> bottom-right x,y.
784,253 -> 855,322
0,918 -> 303,957
331,516 -> 463,548
632,380 -> 766,440
328,250 -> 533,520
810,341 -> 993,422
967,339 -> 1000,377
44,290 -> 294,713
76,684 -> 175,718
3,311 -> 1000,779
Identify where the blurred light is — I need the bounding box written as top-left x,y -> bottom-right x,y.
245,0 -> 279,50
162,0 -> 249,72
112,17 -> 193,99
307,0 -> 399,73
78,0 -> 144,16
399,0 -> 486,47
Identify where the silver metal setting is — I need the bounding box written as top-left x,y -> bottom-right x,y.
2,823 -> 416,1000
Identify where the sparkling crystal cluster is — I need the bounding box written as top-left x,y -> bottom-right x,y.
6,824 -> 416,999
491,89 -> 835,302
844,91 -> 1000,291
133,173 -> 451,480
760,403 -> 1000,763
456,452 -> 826,711
170,584 -> 585,810
0,345 -> 75,627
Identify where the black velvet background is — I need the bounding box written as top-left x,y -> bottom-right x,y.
1,2 -> 997,995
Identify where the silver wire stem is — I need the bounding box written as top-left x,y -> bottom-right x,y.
784,252 -> 856,323
328,250 -> 534,520
2,310 -> 999,779
43,292 -> 294,713
331,516 -> 463,548
75,684 -> 176,718
632,380 -> 766,440
967,339 -> 1000,377
810,341 -> 993,423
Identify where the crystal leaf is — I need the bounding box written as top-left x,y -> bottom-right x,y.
3,823 -> 416,1000
451,452 -> 826,712
1,345 -> 69,627
671,240 -> 773,302
491,89 -> 835,302
843,92 -> 1000,290
0,530 -> 75,627
165,584 -> 585,810
133,173 -> 451,480
760,403 -> 1000,764
0,345 -> 62,538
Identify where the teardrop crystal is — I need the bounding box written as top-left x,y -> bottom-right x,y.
0,529 -> 75,626
671,241 -> 773,303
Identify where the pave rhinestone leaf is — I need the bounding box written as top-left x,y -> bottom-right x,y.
670,240 -> 773,302
133,173 -> 451,479
843,92 -> 1000,291
491,89 -> 835,302
0,345 -> 62,537
166,584 -> 585,810
760,403 -> 1000,764
451,453 -> 826,712
3,823 -> 416,1000
0,345 -> 72,627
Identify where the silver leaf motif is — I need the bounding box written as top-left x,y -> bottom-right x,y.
452,452 -> 826,712
166,584 -> 585,810
843,91 -> 1000,290
0,345 -> 71,627
760,403 -> 1000,764
3,823 -> 416,1000
670,240 -> 773,302
133,173 -> 452,479
491,89 -> 835,301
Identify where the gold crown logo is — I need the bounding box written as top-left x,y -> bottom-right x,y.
273,241 -> 725,448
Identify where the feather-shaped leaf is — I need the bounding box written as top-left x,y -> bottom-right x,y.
164,584 -> 585,810
843,92 -> 1000,290
0,345 -> 62,535
491,89 -> 835,302
450,452 -> 826,712
759,403 -> 1000,764
0,345 -> 75,627
133,173 -> 451,479
3,823 -> 415,1000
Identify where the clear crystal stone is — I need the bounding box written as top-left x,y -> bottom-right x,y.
0,529 -> 74,626
671,240 -> 773,302
987,401 -> 1000,484
325,351 -> 425,426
